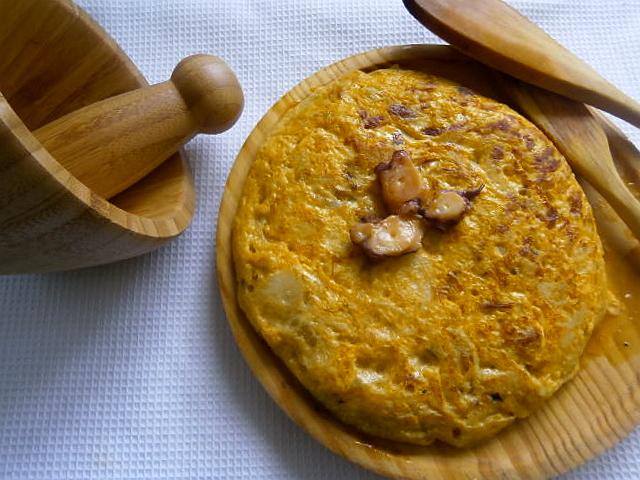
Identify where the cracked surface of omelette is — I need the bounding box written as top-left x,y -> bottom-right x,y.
232,68 -> 607,447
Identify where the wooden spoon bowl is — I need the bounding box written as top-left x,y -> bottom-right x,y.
217,45 -> 640,479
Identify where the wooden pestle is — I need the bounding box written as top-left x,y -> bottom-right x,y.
33,54 -> 243,200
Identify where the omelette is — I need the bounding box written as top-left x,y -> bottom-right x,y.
232,68 -> 607,447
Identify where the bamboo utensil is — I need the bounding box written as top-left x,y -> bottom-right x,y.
403,0 -> 640,127
34,54 -> 243,200
0,0 -> 243,274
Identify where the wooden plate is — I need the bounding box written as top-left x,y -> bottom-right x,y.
216,45 -> 640,479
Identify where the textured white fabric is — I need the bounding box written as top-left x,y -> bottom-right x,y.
1,0 -> 639,478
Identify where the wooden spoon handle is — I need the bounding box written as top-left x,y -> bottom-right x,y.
498,77 -> 640,240
592,109 -> 640,191
586,112 -> 640,269
403,0 -> 640,127
581,179 -> 640,271
33,54 -> 243,200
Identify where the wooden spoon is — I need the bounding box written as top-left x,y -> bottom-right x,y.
403,0 -> 640,128
496,77 -> 640,240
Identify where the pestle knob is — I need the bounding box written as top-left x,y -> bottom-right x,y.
33,54 -> 244,200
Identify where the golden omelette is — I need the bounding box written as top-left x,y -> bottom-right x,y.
232,69 -> 608,447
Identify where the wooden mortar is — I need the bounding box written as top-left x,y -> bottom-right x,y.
0,0 -> 243,274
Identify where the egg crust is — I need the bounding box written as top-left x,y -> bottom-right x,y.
232,69 -> 607,447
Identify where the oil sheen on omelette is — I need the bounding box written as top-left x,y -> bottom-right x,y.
232,68 -> 607,447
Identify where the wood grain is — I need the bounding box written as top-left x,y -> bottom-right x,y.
0,0 -> 195,273
403,0 -> 640,128
217,44 -> 640,479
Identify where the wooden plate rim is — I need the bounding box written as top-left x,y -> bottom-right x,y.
216,44 -> 640,479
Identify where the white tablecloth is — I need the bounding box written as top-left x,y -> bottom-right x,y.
1,1 -> 639,478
